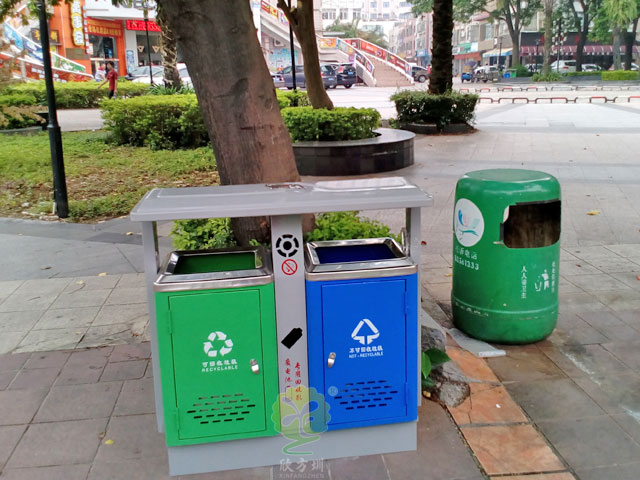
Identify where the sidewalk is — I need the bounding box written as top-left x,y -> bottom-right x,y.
1,106 -> 640,479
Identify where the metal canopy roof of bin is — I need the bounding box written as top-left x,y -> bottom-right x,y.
130,177 -> 433,222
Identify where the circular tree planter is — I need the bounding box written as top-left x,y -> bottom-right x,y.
293,128 -> 415,176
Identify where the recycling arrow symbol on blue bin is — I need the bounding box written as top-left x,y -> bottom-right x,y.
351,319 -> 380,345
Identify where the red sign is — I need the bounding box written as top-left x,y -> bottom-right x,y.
282,259 -> 298,276
126,20 -> 161,32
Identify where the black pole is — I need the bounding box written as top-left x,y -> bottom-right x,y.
556,19 -> 561,73
144,8 -> 154,85
288,0 -> 296,91
37,0 -> 68,218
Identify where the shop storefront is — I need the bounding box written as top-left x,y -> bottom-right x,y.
86,18 -> 126,76
125,19 -> 162,68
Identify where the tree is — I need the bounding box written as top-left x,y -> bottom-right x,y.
565,0 -> 603,71
156,0 -> 306,243
325,19 -> 390,48
593,0 -> 637,69
543,0 -> 554,74
409,0 -> 454,93
277,0 -> 333,109
154,3 -> 181,89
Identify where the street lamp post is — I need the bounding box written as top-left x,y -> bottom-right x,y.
555,18 -> 562,73
287,0 -> 296,91
37,0 -> 68,218
143,3 -> 154,85
535,39 -> 540,73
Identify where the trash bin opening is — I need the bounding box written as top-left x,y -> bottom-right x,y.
173,251 -> 258,275
315,244 -> 398,264
502,200 -> 561,248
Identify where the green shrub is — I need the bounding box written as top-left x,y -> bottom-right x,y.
514,64 -> 531,77
169,212 -> 399,250
2,80 -> 149,109
532,72 -> 563,82
564,71 -> 602,77
0,93 -> 37,106
100,94 -> 208,150
276,89 -> 311,109
0,105 -> 45,130
305,211 -> 400,242
390,90 -> 478,129
170,218 -> 237,250
281,106 -> 380,142
601,70 -> 639,81
148,84 -> 195,95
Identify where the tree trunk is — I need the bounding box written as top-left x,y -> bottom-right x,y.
429,0 -> 453,94
612,26 -> 622,70
511,32 -> 521,67
576,30 -> 587,71
278,0 -> 334,109
624,20 -> 638,70
543,0 -> 553,74
155,4 -> 181,89
157,0 -> 302,244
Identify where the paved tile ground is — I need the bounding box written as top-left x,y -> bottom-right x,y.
0,345 -> 484,480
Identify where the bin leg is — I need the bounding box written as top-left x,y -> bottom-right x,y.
406,207 -> 422,406
141,220 -> 165,433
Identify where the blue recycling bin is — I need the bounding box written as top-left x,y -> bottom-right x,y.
305,238 -> 418,432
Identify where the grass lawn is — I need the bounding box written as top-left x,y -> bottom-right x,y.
0,130 -> 218,222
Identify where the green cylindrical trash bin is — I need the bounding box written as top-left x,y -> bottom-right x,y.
451,169 -> 561,344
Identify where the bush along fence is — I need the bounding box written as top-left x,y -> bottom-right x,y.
533,70 -> 639,82
281,106 -> 380,142
1,80 -> 150,109
390,90 -> 479,131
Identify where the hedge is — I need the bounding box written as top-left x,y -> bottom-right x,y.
0,105 -> 45,130
2,80 -> 149,109
276,89 -> 311,109
390,90 -> 478,129
601,70 -> 639,81
281,106 -> 380,141
101,94 -> 208,150
532,72 -> 564,82
0,93 -> 37,107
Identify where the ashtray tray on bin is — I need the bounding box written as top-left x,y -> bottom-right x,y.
304,238 -> 418,432
154,247 -> 280,446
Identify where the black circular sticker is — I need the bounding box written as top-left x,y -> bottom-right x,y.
276,234 -> 299,258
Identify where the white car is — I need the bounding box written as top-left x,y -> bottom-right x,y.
582,64 -> 602,72
132,63 -> 192,87
550,60 -> 577,73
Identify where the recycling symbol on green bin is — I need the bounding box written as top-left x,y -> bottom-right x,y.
203,331 -> 234,358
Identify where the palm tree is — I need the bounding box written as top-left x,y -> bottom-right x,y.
602,0 -> 637,69
155,3 -> 181,88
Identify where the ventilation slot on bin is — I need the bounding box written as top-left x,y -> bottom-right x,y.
502,200 -> 561,248
186,393 -> 256,425
334,380 -> 399,411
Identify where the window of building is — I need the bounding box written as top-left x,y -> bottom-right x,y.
383,12 -> 390,19
484,23 -> 493,40
353,8 -> 361,19
322,9 -> 337,20
340,8 -> 348,20
370,1 -> 377,7
383,1 -> 390,7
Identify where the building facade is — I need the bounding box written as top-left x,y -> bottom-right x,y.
389,13 -> 432,66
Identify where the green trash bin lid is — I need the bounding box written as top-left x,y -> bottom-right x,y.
154,247 -> 273,292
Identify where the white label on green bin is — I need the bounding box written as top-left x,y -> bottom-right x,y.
454,198 -> 484,247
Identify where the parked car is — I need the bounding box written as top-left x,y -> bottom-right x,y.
271,73 -> 285,88
582,63 -> 602,72
324,63 -> 357,88
473,65 -> 500,82
411,65 -> 429,83
524,63 -> 542,73
132,63 -> 193,86
125,65 -> 163,81
608,62 -> 639,71
281,65 -> 337,89
550,60 -> 577,73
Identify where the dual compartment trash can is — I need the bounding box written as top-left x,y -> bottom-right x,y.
305,238 -> 418,432
154,247 -> 280,446
452,169 -> 561,344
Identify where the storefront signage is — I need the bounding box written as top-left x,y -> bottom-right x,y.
126,19 -> 161,32
30,28 -> 61,45
87,18 -> 123,38
69,1 -> 84,47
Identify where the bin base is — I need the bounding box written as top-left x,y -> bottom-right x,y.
452,296 -> 557,344
167,420 -> 416,475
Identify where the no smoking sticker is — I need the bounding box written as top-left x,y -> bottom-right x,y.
282,259 -> 298,276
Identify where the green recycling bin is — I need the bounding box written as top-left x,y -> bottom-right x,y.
451,169 -> 561,344
154,247 -> 280,446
